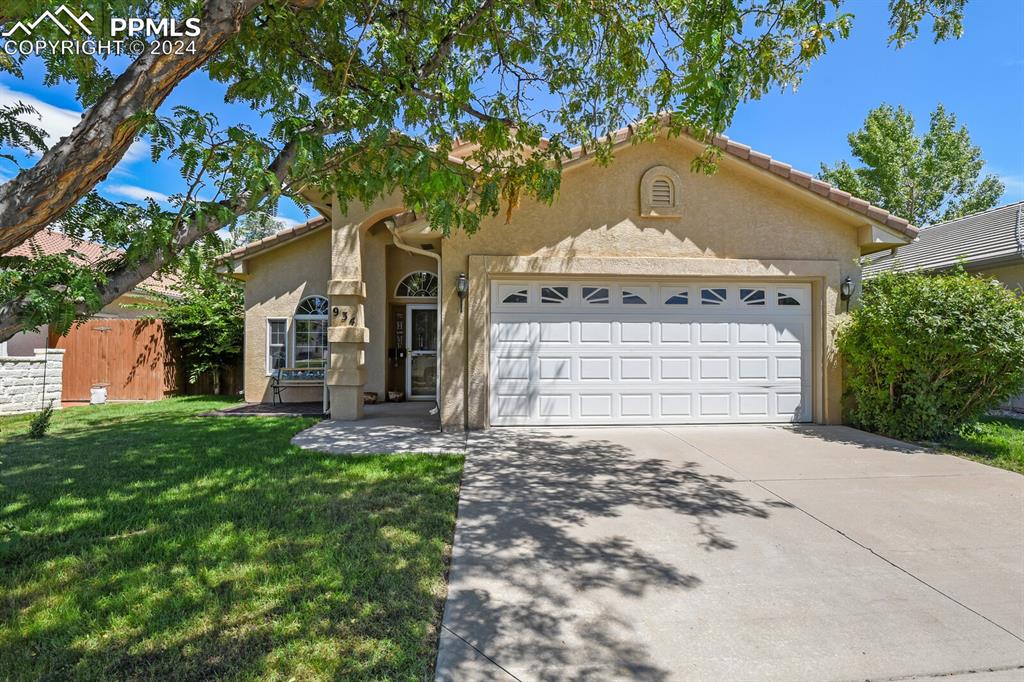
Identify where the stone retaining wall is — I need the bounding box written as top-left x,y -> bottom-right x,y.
0,349 -> 64,415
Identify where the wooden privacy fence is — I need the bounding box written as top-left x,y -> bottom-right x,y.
51,319 -> 179,401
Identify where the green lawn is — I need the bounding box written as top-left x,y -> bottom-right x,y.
936,415 -> 1024,474
0,398 -> 463,680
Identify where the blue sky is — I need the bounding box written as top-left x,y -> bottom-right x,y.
1,0 -> 1021,227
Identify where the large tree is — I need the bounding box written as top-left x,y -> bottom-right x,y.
0,0 -> 967,342
819,103 -> 1003,227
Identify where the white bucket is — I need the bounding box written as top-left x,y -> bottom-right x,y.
90,386 -> 107,405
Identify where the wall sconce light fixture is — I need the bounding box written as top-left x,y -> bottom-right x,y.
840,276 -> 854,301
456,272 -> 469,312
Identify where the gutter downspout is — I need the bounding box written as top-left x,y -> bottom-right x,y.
385,218 -> 442,419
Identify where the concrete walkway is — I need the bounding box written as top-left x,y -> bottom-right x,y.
290,402 -> 468,454
436,425 -> 1024,681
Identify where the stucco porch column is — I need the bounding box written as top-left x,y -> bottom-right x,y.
327,203 -> 368,419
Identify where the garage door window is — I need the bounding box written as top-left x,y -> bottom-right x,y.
778,291 -> 801,306
701,288 -> 727,305
500,287 -> 529,304
582,286 -> 609,304
541,286 -> 569,303
664,289 -> 689,305
740,288 -> 766,305
622,288 -> 649,304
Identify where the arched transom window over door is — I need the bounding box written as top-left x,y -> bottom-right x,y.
293,295 -> 328,369
396,271 -> 438,297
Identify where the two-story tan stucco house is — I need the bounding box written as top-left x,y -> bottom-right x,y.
223,125 -> 916,430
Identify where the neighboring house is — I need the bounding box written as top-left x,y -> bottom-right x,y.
863,202 -> 1024,289
863,202 -> 1024,412
1,229 -> 181,402
224,122 -> 916,429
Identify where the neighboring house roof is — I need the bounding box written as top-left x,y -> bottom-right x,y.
220,217 -> 330,263
863,202 -> 1024,277
3,228 -> 181,298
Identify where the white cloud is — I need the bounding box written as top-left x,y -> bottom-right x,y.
0,83 -> 147,162
997,174 -> 1024,202
105,183 -> 170,204
274,215 -> 305,229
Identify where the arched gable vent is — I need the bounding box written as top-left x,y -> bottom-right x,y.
650,178 -> 673,207
640,165 -> 683,217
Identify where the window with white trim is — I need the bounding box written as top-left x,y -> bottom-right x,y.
396,271 -> 438,297
500,287 -> 529,304
664,289 -> 689,305
622,289 -> 648,305
740,288 -> 766,305
293,296 -> 328,369
582,286 -> 609,304
701,288 -> 727,305
267,318 -> 288,374
541,286 -> 569,303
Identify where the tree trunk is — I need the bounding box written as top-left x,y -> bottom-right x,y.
0,0 -> 266,253
0,134 -> 303,344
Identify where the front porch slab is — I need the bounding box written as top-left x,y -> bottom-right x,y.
291,401 -> 467,455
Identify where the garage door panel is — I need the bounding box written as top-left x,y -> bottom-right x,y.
660,322 -> 691,344
579,321 -> 612,343
537,321 -> 571,343
660,394 -> 692,416
620,394 -> 653,417
538,357 -> 571,381
620,357 -> 653,381
738,357 -> 769,380
580,394 -> 613,417
490,280 -> 812,425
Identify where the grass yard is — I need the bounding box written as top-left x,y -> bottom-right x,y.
0,398 -> 464,680
936,415 -> 1024,474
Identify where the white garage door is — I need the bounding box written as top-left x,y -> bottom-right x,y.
489,280 -> 812,425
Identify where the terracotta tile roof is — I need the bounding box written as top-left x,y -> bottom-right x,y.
270,117 -> 917,254
556,116 -> 917,238
4,228 -> 182,299
5,228 -> 110,263
220,216 -> 330,262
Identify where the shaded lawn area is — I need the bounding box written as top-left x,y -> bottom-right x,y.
0,398 -> 464,680
936,415 -> 1024,474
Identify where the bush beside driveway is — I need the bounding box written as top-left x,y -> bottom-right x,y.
0,398 -> 463,680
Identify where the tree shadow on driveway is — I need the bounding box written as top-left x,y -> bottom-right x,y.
438,428 -> 789,680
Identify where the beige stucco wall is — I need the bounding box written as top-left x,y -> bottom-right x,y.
976,262 -> 1024,293
387,246 -> 439,299
437,134 -> 866,430
242,226 -> 332,403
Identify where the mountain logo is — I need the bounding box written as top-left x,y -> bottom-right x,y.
3,6 -> 95,38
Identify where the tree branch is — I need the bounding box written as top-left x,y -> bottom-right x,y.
0,133 -> 304,342
0,0 -> 267,253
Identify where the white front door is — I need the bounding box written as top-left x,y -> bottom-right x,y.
489,280 -> 813,425
405,304 -> 438,400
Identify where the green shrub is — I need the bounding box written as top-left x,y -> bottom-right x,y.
28,401 -> 54,439
837,269 -> 1024,440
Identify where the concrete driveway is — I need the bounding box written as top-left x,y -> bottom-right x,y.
436,425 -> 1024,681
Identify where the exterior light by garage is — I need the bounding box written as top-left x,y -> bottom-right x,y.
456,273 -> 469,312
840,276 -> 854,300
